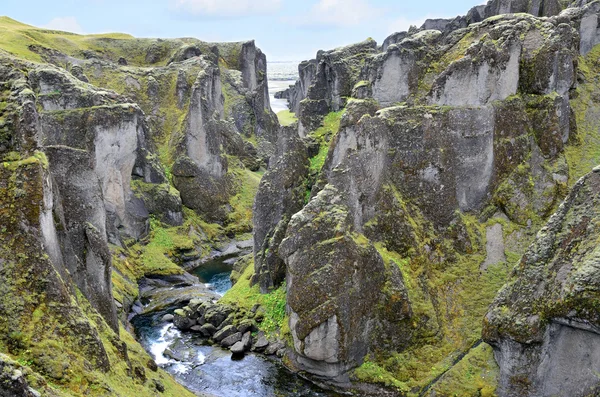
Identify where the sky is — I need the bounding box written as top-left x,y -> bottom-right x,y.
1,0 -> 486,61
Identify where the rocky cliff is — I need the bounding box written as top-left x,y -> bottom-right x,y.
255,0 -> 600,395
0,16 -> 277,397
3,0 -> 600,395
483,168 -> 600,397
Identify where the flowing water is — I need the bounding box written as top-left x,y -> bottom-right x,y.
132,255 -> 340,397
191,257 -> 235,296
134,62 -> 340,394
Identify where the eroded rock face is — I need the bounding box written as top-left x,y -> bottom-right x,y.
288,60 -> 318,114
368,42 -> 420,107
0,151 -> 111,369
252,126 -> 309,293
578,1 -> 600,54
179,57 -> 226,179
484,170 -> 600,396
40,105 -> 150,242
224,41 -> 279,159
171,57 -> 231,220
279,185 -> 411,383
259,2 -> 593,386
168,45 -> 278,220
297,39 -> 378,135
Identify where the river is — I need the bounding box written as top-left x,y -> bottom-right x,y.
131,255 -> 341,397
130,63 -> 344,397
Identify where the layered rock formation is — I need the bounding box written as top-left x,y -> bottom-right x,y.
484,168 -> 600,397
4,0 -> 600,395
257,1 -> 600,395
0,17 -> 277,396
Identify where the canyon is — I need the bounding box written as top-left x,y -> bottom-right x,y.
1,0 -> 600,396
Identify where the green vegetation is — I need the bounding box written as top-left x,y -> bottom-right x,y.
276,110 -> 297,126
353,190 -> 510,394
140,217 -> 192,274
354,360 -> 409,391
220,263 -> 289,338
0,16 -> 144,64
225,165 -> 263,235
308,110 -> 345,176
426,343 -> 498,397
0,158 -> 195,397
565,45 -> 600,185
2,151 -> 47,171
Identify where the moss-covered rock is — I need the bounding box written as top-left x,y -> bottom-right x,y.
253,126 -> 310,292
279,185 -> 411,382
484,169 -> 600,396
0,16 -> 282,397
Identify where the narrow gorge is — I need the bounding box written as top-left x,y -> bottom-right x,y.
1,0 -> 600,396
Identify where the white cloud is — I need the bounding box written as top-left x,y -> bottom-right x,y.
304,0 -> 381,27
42,17 -> 84,34
171,0 -> 282,16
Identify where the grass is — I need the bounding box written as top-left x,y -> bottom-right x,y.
354,360 -> 409,391
308,110 -> 345,175
225,164 -> 263,235
565,45 -> 600,185
139,217 -> 191,275
277,110 -> 297,126
426,343 -> 498,397
353,196 -> 510,394
220,264 -> 289,337
0,16 -> 145,64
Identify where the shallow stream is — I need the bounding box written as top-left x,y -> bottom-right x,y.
132,258 -> 339,397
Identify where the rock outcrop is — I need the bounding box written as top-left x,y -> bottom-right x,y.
484,169 -> 600,397
0,17 -> 279,397
252,126 -> 309,293
296,39 -> 378,136
255,1 -> 600,393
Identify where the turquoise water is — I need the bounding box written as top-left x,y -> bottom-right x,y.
191,257 -> 233,296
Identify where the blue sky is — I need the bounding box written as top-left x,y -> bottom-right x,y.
1,0 -> 484,61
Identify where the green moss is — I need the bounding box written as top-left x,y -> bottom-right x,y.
565,47 -> 600,185
308,110 -> 345,176
364,199 -> 513,393
2,151 -> 47,171
353,359 -> 409,392
138,217 -> 192,276
426,343 -> 498,397
220,263 -> 289,338
181,207 -> 222,242
219,264 -> 260,309
277,110 -> 297,126
353,80 -> 370,89
225,163 -> 262,236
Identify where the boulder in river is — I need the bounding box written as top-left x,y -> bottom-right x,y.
230,341 -> 246,355
213,325 -> 238,342
200,323 -> 217,337
221,332 -> 243,348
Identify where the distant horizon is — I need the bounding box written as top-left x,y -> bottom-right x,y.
0,0 -> 486,61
